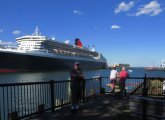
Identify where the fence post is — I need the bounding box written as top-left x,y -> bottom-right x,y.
50,80 -> 55,112
163,79 -> 165,99
142,73 -> 147,120
99,76 -> 102,94
143,73 -> 148,96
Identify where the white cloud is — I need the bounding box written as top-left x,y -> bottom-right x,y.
64,40 -> 70,44
0,29 -> 3,33
114,1 -> 135,14
136,1 -> 162,16
12,30 -> 21,35
73,10 -> 83,15
111,25 -> 121,29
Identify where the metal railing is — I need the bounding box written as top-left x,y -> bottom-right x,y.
0,76 -> 165,120
0,81 -> 52,120
128,77 -> 165,97
0,77 -> 102,120
101,76 -> 165,97
101,77 -> 145,95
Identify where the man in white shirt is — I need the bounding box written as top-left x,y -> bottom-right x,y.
110,66 -> 118,93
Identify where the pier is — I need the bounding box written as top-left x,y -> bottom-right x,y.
0,76 -> 165,120
29,94 -> 135,120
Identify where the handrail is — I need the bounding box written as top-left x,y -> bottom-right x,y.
0,78 -> 100,87
0,76 -> 163,87
0,81 -> 50,86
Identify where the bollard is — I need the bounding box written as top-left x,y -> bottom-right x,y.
38,104 -> 45,114
8,111 -> 18,120
50,80 -> 55,112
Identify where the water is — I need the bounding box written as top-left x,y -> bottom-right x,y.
0,68 -> 165,83
146,70 -> 165,78
0,69 -> 109,83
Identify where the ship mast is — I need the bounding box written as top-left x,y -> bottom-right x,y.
33,26 -> 41,36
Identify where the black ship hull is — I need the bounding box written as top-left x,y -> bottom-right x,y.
0,51 -> 107,72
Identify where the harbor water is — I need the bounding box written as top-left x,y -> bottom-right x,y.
0,68 -> 165,83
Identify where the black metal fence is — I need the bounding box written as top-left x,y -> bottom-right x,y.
0,76 -> 164,120
101,77 -> 145,94
0,81 -> 52,120
128,77 -> 165,97
102,76 -> 165,97
0,77 -> 103,120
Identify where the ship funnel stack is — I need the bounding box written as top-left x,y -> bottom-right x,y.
75,38 -> 83,48
33,26 -> 41,36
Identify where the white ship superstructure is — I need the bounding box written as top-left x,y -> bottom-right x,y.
17,27 -> 47,51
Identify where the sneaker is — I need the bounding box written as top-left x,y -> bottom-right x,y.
71,106 -> 75,110
75,105 -> 79,110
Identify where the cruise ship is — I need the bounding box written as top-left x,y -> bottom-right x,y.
0,27 -> 107,72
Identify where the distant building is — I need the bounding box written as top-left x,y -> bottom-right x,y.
113,63 -> 130,67
162,59 -> 165,68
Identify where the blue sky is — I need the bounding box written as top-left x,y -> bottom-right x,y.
0,0 -> 165,67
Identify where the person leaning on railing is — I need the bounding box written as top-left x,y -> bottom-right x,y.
119,66 -> 129,96
110,66 -> 118,93
70,61 -> 84,111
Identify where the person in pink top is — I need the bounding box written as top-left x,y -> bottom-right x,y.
119,67 -> 128,96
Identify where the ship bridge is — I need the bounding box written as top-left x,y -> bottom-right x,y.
16,27 -> 47,51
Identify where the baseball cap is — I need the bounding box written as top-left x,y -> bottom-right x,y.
74,61 -> 80,65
